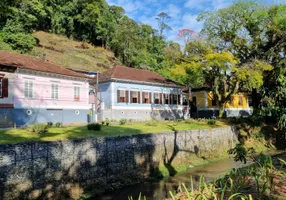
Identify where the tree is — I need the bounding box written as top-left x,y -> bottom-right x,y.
172,40 -> 272,118
155,12 -> 172,37
177,29 -> 195,55
1,19 -> 36,53
198,1 -> 286,109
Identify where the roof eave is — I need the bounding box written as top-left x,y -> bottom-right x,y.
96,78 -> 182,88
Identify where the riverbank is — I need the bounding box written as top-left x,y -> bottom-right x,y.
170,152 -> 286,200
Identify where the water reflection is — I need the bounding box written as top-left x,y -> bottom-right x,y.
97,158 -> 246,200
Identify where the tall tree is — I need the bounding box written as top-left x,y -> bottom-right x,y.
155,12 -> 172,37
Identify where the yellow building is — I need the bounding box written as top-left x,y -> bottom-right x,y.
191,88 -> 253,118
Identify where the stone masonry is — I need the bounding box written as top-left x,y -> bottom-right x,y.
0,126 -> 237,199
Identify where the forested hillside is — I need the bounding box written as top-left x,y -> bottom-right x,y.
0,0 -> 179,76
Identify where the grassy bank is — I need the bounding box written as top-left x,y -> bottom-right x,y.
167,153 -> 286,200
0,120 -> 225,144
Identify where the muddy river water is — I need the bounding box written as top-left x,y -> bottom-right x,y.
96,158 -> 247,200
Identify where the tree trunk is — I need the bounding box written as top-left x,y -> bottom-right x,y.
218,103 -> 226,118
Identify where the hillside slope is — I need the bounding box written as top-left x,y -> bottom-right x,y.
32,31 -> 120,72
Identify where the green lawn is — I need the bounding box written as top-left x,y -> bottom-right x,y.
0,121 -> 225,144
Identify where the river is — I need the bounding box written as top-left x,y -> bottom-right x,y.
96,158 -> 247,200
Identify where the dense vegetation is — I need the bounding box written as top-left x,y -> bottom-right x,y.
0,0 -> 176,74
0,1 -> 285,137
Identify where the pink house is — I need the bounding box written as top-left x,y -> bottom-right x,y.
0,51 -> 92,126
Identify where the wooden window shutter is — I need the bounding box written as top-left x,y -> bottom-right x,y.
149,92 -> 152,104
138,91 -> 140,104
2,78 -> 8,98
117,90 -> 120,103
125,90 -> 129,103
142,92 -> 145,103
160,93 -> 162,104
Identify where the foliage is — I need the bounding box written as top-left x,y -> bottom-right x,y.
1,20 -> 36,53
47,122 -> 53,127
55,122 -> 62,128
0,0 -> 169,70
167,154 -> 286,200
119,119 -> 127,125
87,123 -> 101,131
27,123 -> 48,134
105,122 -> 110,126
228,144 -> 255,164
197,1 -> 285,121
101,121 -> 105,125
145,120 -> 158,127
207,119 -> 216,126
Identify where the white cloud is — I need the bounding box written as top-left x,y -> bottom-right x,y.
184,0 -> 232,11
182,13 -> 203,33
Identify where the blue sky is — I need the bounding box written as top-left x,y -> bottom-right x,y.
106,0 -> 234,42
106,0 -> 285,42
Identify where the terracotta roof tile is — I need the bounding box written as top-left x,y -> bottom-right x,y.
98,65 -> 181,87
0,51 -> 87,78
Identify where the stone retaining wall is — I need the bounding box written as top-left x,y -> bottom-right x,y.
0,126 -> 237,199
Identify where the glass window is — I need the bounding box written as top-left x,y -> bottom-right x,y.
173,94 -> 178,105
164,94 -> 169,104
118,90 -> 126,103
131,91 -> 138,103
74,86 -> 80,101
24,80 -> 33,98
51,84 -> 58,100
143,92 -> 150,104
154,93 -> 160,104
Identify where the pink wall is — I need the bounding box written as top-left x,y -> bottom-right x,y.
14,72 -> 90,109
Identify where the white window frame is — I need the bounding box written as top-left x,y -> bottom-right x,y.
51,84 -> 59,100
74,86 -> 80,101
24,80 -> 34,99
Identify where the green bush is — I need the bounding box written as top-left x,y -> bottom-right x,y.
106,122 -> 110,126
145,119 -> 158,127
119,119 -> 127,125
27,123 -> 48,134
87,123 -> 101,131
185,119 -> 197,124
55,122 -> 62,127
101,121 -> 105,125
207,119 -> 217,125
47,122 -> 53,127
128,119 -> 134,123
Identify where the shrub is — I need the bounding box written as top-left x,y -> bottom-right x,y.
128,119 -> 134,123
87,123 -> 101,131
119,119 -> 127,125
101,121 -> 105,125
185,119 -> 197,124
47,122 -> 53,127
106,122 -> 110,126
145,119 -> 158,127
207,119 -> 216,125
55,122 -> 62,128
27,123 -> 48,134
105,118 -> 110,124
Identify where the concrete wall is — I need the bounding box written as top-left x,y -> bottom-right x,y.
0,126 -> 237,199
